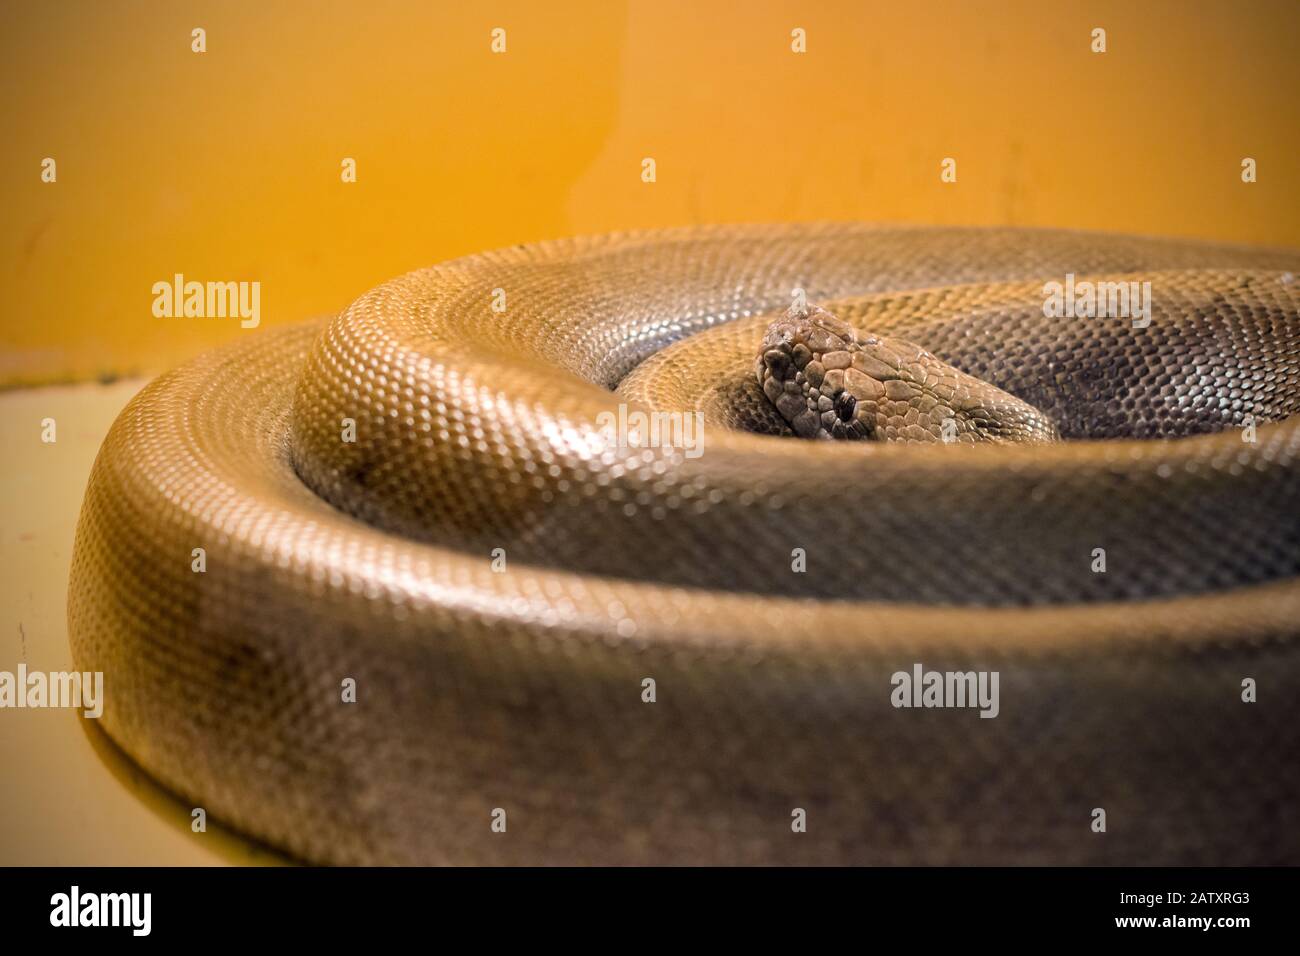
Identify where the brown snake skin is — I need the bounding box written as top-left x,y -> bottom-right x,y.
69,224 -> 1300,864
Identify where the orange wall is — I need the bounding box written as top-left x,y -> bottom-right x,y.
3,0 -> 1299,383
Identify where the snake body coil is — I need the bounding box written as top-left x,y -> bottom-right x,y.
69,224 -> 1300,864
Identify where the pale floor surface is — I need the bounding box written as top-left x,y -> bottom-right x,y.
0,381 -> 285,865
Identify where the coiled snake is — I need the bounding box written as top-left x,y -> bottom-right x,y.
69,224 -> 1300,864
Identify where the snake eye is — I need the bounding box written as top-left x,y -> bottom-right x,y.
835,392 -> 857,422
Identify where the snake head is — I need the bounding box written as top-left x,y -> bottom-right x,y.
756,303 -> 1058,443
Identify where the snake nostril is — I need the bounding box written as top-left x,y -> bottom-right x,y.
835,392 -> 857,422
763,349 -> 792,377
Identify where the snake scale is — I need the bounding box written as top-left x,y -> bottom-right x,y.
68,224 -> 1300,864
